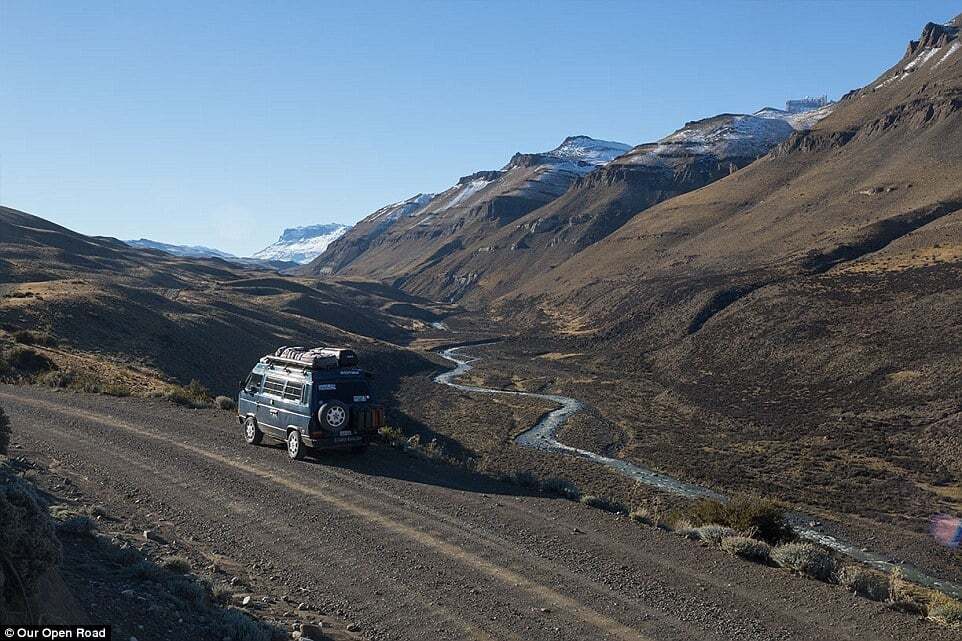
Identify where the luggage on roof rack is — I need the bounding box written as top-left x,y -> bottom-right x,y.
264,346 -> 359,370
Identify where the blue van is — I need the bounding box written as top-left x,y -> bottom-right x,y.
237,348 -> 385,460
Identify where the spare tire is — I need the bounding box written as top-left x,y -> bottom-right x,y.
318,401 -> 349,431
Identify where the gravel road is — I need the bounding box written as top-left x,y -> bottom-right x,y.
0,385 -> 950,641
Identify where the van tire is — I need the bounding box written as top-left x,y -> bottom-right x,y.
287,430 -> 305,461
318,401 -> 349,431
244,417 -> 263,445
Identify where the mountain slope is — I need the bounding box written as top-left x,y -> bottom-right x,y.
397,107 -> 827,303
304,136 -> 630,280
125,238 -> 236,259
0,206 -> 441,396
251,223 -> 349,264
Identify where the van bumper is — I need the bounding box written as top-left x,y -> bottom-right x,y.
304,433 -> 367,450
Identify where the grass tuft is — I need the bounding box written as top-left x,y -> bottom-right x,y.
837,565 -> 890,601
694,524 -> 738,545
771,542 -> 837,582
579,495 -> 628,514
214,396 -> 236,411
686,495 -> 792,544
162,556 -> 191,574
56,515 -> 98,537
720,535 -> 772,562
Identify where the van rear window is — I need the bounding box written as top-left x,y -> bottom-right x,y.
316,380 -> 370,403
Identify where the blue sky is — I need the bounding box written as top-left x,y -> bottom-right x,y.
1,1 -> 958,256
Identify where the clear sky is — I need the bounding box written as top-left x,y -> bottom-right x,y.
1,1 -> 959,256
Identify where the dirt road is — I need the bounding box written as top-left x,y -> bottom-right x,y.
0,385 -> 949,641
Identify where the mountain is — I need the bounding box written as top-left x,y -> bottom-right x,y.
0,206 -> 438,396
125,238 -> 236,259
251,223 -> 350,264
384,104 -> 830,303
305,136 -> 631,280
124,238 -> 298,271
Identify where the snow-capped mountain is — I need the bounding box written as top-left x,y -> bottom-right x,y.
305,135 -> 631,276
125,238 -> 236,259
754,97 -> 835,131
252,223 -> 350,264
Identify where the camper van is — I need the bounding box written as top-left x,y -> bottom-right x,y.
237,347 -> 385,460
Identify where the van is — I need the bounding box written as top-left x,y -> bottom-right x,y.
237,347 -> 385,460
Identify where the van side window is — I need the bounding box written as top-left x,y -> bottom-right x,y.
262,376 -> 286,398
246,373 -> 263,392
282,381 -> 305,403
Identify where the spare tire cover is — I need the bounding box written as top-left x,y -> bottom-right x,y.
318,401 -> 349,431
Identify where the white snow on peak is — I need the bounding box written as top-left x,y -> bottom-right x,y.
547,136 -> 632,166
876,36 -> 960,88
252,223 -> 350,264
436,177 -> 497,211
367,193 -> 436,223
754,103 -> 835,130
934,41 -> 961,68
125,239 -> 236,259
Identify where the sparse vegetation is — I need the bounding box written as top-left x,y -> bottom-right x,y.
771,542 -> 837,582
686,496 -> 792,544
928,592 -> 962,626
164,379 -> 211,408
378,425 -> 405,444
720,535 -> 772,563
888,568 -> 930,615
0,405 -> 9,454
12,330 -> 56,347
837,565 -> 890,601
694,524 -> 738,545
511,470 -> 540,488
214,395 -> 236,410
56,515 -> 98,537
579,495 -> 628,514
540,477 -> 581,499
162,556 -> 191,574
0,346 -> 56,381
0,474 -> 63,621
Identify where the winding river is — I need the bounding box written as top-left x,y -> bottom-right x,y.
435,344 -> 962,599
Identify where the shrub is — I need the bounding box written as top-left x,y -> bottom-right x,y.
674,521 -> 701,540
771,542 -> 837,582
168,576 -> 208,608
836,565 -> 890,601
721,535 -> 772,562
164,382 -> 210,408
695,524 -> 738,545
888,569 -> 929,615
0,347 -> 56,381
579,495 -> 628,513
125,559 -> 168,582
0,476 -> 63,616
12,330 -> 56,347
162,556 -> 191,574
0,405 -> 9,455
378,425 -> 405,444
511,470 -> 540,488
217,608 -> 273,641
687,495 -> 792,544
928,593 -> 962,626
102,383 -> 131,397
629,508 -> 655,526
56,515 -> 98,537
212,583 -> 234,606
541,477 -> 581,500
214,396 -> 236,411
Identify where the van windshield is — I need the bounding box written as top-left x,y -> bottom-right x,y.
316,380 -> 371,404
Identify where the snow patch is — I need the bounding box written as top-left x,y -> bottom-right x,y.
252,224 -> 350,264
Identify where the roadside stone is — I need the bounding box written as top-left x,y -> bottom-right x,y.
346,623 -> 361,632
300,623 -> 325,639
143,529 -> 167,544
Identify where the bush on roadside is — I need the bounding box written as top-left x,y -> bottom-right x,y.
771,542 -> 837,582
164,379 -> 211,408
0,405 -> 9,455
687,495 -> 792,544
928,592 -> 962,626
56,515 -> 98,538
888,569 -> 930,615
162,556 -> 191,574
214,396 -> 236,411
579,495 -> 628,514
12,330 -> 56,347
721,535 -> 772,562
378,425 -> 405,444
0,347 -> 56,382
0,476 -> 63,620
695,524 -> 738,545
836,565 -> 890,601
541,477 -> 581,500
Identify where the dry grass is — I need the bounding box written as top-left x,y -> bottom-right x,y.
686,496 -> 791,544
694,524 -> 738,545
214,396 -> 236,411
837,565 -> 890,601
720,535 -> 772,563
579,495 -> 628,514
771,542 -> 837,582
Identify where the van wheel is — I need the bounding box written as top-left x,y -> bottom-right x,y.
244,417 -> 262,445
287,430 -> 305,461
318,401 -> 349,431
